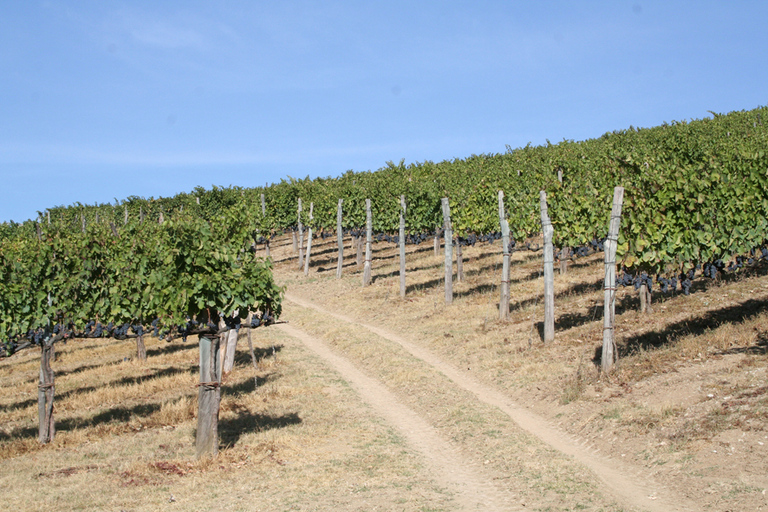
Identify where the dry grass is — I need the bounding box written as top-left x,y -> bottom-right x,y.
0,320 -> 453,511
274,231 -> 768,510
1,231 -> 767,511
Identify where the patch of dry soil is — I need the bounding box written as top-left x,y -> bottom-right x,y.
285,293 -> 700,512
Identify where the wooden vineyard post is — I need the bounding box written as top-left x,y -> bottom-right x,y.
297,198 -> 304,270
399,195 -> 406,298
356,233 -> 363,268
639,279 -> 653,314
292,230 -> 298,254
560,247 -> 570,275
38,338 -> 55,444
261,193 -> 270,258
540,191 -> 555,342
602,187 -> 625,374
136,332 -> 147,361
304,203 -> 314,276
246,316 -> 260,389
442,198 -> 453,304
363,199 -> 372,286
336,199 -> 344,279
456,243 -> 464,282
434,227 -> 441,257
196,335 -> 222,459
222,327 -> 239,375
499,191 -> 511,321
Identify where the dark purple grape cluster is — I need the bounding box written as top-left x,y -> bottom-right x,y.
633,272 -> 653,292
658,276 -> 678,293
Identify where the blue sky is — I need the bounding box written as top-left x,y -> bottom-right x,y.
1,1 -> 766,222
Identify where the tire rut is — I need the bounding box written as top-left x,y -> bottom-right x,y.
285,293 -> 699,512
275,321 -> 516,512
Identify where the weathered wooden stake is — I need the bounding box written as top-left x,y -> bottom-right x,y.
434,228 -> 441,257
222,328 -> 239,375
304,203 -> 314,275
336,199 -> 344,279
356,234 -> 363,268
363,199 -> 372,286
499,191 -> 511,321
136,334 -> 146,361
456,243 -> 464,282
196,335 -> 222,459
297,198 -> 304,270
38,338 -> 55,444
602,187 -> 625,374
124,205 -> 128,225
442,198 -> 453,304
639,282 -> 653,314
399,195 -> 407,298
540,191 -> 555,342
559,247 -> 570,275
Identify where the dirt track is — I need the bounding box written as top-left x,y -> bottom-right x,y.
279,293 -> 699,512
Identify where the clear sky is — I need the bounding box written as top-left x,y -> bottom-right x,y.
1,1 -> 766,222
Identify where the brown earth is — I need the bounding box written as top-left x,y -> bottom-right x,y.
273,232 -> 768,511
0,231 -> 766,511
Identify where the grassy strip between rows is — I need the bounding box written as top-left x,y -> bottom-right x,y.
282,300 -> 633,512
0,325 -> 456,512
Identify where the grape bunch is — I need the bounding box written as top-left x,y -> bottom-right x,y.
679,269 -> 695,295
457,234 -> 478,247
250,311 -> 274,327
26,327 -> 47,346
658,276 -> 678,293
633,272 -> 653,292
223,314 -> 241,330
617,270 -> 654,292
479,232 -> 503,244
701,260 -> 724,279
111,323 -> 131,338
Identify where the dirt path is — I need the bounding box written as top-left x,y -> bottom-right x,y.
285,293 -> 699,512
276,321 -> 517,511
